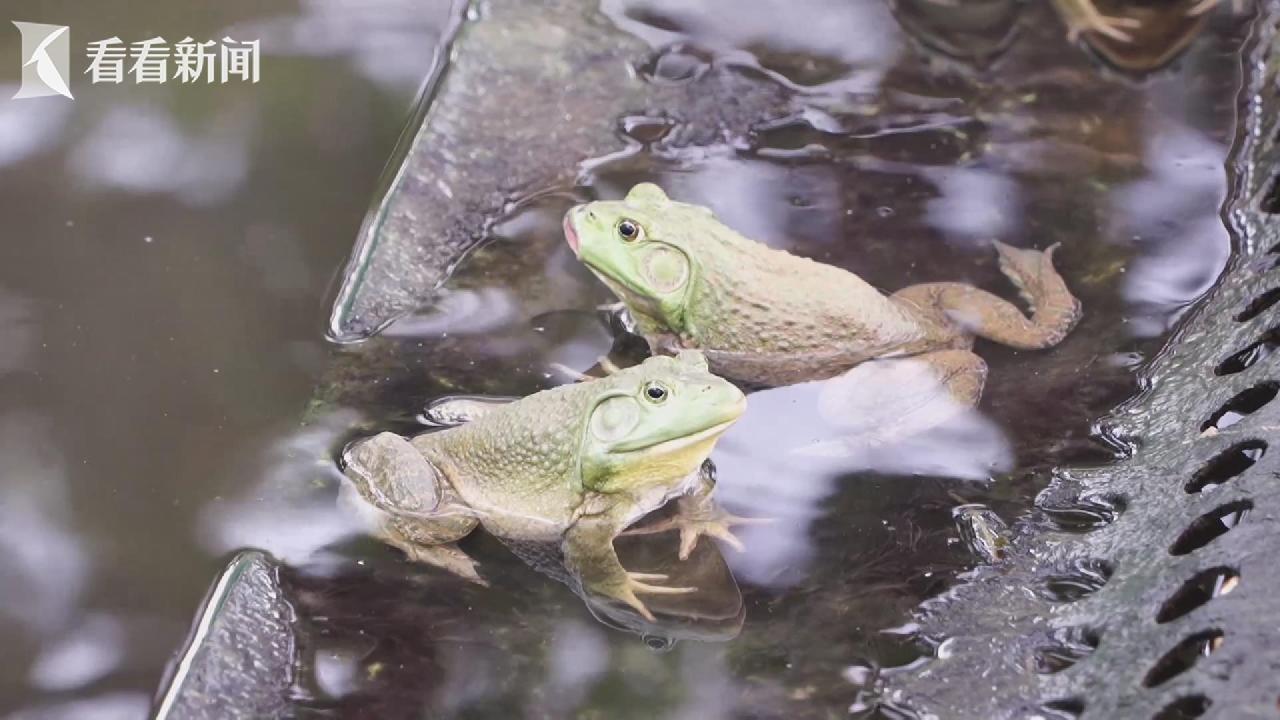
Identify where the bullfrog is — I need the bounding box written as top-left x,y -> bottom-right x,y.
1052,0 -> 1244,72
341,350 -> 747,620
1057,0 -> 1242,41
563,183 -> 1081,410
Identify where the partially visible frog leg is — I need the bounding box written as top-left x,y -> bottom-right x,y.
549,355 -> 625,383
622,466 -> 768,560
423,395 -> 515,427
384,512 -> 485,586
913,348 -> 988,407
1187,0 -> 1246,16
343,432 -> 484,584
564,515 -> 695,622
1055,0 -> 1142,42
892,242 -> 1081,350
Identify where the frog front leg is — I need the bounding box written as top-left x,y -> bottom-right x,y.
563,514 -> 694,622
1053,0 -> 1142,41
343,432 -> 484,583
622,465 -> 767,560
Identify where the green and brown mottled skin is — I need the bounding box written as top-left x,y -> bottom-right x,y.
564,183 -> 1081,407
342,351 -> 747,620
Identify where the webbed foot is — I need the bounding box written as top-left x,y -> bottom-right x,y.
402,542 -> 488,586
993,240 -> 1059,308
1060,0 -> 1141,42
624,508 -> 770,560
601,572 -> 696,622
989,240 -> 1082,348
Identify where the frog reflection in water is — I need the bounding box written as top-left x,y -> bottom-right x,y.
891,0 -> 1246,76
1052,0 -> 1246,72
564,184 -> 1080,431
1055,0 -> 1242,43
343,351 -> 747,620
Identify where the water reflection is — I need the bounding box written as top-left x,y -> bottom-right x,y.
1114,113 -> 1231,337
586,531 -> 745,645
888,0 -> 1022,66
0,89 -> 71,168
28,614 -> 124,693
925,167 -> 1020,245
605,0 -> 905,94
891,0 -> 1246,74
228,0 -> 451,90
69,106 -> 250,206
713,372 -> 1009,586
9,691 -> 151,720
541,620 -> 609,707
0,0 -> 446,713
199,410 -> 361,564
382,288 -> 519,338
591,154 -> 842,253
1053,0 -> 1237,73
0,288 -> 35,376
0,413 -> 86,636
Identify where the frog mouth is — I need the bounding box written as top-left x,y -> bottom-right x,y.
564,212 -> 580,256
613,412 -> 744,455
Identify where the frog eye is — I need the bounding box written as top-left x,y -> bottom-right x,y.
617,219 -> 642,242
643,381 -> 669,403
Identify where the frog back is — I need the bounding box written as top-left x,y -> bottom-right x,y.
686,229 -> 928,361
411,382 -> 594,533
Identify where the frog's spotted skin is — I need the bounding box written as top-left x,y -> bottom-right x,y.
565,183 -> 1081,411
342,350 -> 747,620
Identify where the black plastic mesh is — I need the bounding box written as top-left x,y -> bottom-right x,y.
883,9 -> 1280,719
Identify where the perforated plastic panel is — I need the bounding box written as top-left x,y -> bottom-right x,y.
883,8 -> 1280,719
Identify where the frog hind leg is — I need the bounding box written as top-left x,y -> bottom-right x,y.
385,512 -> 486,586
892,242 -> 1081,350
343,432 -> 484,584
914,348 -> 988,407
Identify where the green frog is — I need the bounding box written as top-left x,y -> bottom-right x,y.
342,350 -> 747,620
564,183 -> 1080,409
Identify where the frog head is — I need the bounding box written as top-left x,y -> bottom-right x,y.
564,183 -> 714,336
579,350 -> 744,494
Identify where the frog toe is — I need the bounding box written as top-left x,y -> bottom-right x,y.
404,543 -> 488,586
993,241 -> 1058,307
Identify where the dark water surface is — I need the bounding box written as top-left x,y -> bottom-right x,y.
0,1 -> 1253,718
